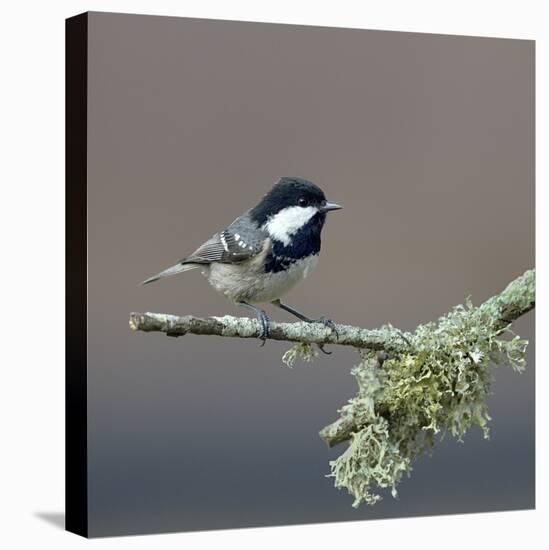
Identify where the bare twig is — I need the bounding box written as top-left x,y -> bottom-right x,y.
129,312 -> 412,353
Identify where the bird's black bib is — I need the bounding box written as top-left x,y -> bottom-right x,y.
264,212 -> 325,273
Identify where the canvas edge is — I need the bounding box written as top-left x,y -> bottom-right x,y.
65,11 -> 89,538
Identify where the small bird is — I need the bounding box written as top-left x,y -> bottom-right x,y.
142,177 -> 342,349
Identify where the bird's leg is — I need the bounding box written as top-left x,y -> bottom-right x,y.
238,302 -> 270,346
271,299 -> 338,333
271,299 -> 338,355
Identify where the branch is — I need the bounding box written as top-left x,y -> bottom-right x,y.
130,269 -> 534,353
129,269 -> 534,508
319,269 -> 535,447
475,268 -> 535,330
129,313 -> 413,353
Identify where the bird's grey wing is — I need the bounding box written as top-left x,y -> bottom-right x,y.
141,215 -> 268,285
183,214 -> 269,265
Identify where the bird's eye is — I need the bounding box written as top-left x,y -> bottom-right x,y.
298,197 -> 307,206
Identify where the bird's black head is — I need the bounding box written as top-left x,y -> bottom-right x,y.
250,177 -> 342,227
249,177 -> 342,266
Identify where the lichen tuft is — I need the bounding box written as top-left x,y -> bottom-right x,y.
282,342 -> 318,368
327,291 -> 530,507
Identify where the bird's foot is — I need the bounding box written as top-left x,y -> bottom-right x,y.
257,309 -> 271,346
238,302 -> 270,346
306,316 -> 338,355
270,300 -> 338,355
313,316 -> 339,339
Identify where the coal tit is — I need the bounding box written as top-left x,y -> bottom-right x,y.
142,177 -> 342,348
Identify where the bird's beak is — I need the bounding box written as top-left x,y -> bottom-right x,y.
320,201 -> 343,213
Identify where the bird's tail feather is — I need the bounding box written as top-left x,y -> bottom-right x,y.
141,262 -> 199,285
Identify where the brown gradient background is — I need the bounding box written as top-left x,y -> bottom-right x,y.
86,12 -> 534,537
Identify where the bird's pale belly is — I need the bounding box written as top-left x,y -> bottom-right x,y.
204,255 -> 319,304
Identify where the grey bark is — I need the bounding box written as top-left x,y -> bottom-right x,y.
129,313 -> 413,352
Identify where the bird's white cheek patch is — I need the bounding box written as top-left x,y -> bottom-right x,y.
263,206 -> 317,245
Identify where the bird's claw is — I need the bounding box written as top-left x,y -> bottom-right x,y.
317,343 -> 332,355
238,302 -> 271,347
312,316 -> 337,355
258,311 -> 270,346
315,316 -> 339,340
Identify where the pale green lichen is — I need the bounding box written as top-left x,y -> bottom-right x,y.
328,293 -> 530,507
282,342 -> 318,368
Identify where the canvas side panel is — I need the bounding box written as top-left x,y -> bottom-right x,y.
65,11 -> 88,538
